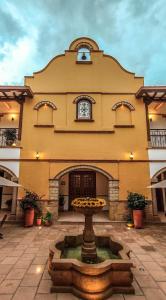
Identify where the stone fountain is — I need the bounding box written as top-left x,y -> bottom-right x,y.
49,198 -> 134,300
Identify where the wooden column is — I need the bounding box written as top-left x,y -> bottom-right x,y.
18,100 -> 24,140
144,99 -> 151,142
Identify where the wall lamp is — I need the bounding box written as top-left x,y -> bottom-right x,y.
36,152 -> 40,160
129,152 -> 134,160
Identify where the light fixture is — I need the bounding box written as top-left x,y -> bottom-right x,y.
12,142 -> 16,147
11,117 -> 15,121
129,152 -> 134,160
148,114 -> 153,122
81,52 -> 87,60
36,152 -> 40,160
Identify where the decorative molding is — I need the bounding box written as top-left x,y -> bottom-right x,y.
69,37 -> 99,51
34,100 -> 57,110
114,125 -> 135,128
34,92 -> 137,95
54,164 -> 113,180
73,95 -> 96,104
112,101 -> 135,111
0,158 -> 166,163
34,124 -> 54,128
74,119 -> 94,122
76,61 -> 93,65
54,130 -> 115,134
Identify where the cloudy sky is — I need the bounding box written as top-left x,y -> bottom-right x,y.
0,0 -> 166,85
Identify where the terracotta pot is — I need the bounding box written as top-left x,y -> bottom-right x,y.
24,208 -> 34,227
36,218 -> 42,226
133,210 -> 143,229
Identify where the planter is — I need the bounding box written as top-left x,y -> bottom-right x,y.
24,208 -> 34,227
44,220 -> 52,226
36,218 -> 42,226
133,210 -> 143,229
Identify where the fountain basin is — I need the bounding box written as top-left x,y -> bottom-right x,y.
49,235 -> 134,300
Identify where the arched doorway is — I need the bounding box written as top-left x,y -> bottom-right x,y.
49,165 -> 119,220
151,168 -> 166,215
0,165 -> 18,218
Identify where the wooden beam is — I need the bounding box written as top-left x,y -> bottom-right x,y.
144,99 -> 151,141
18,100 -> 24,140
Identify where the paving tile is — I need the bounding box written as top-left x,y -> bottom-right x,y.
0,295 -> 13,300
136,254 -> 153,262
132,280 -> 143,295
1,257 -> 19,265
107,295 -> 124,300
142,261 -> 162,271
56,293 -> 79,300
42,269 -> 50,279
141,245 -> 156,252
142,287 -> 166,300
35,295 -> 58,300
134,274 -> 157,288
0,265 -> 13,275
150,270 -> 166,281
124,296 -> 146,300
14,259 -> 33,269
0,275 -> 5,284
0,279 -> 21,294
21,254 -> 35,259
7,250 -> 24,257
158,282 -> 166,294
25,248 -> 39,254
27,264 -> 45,274
32,257 -> 48,265
12,286 -> 37,300
20,274 -> 42,287
37,279 -> 52,293
6,268 -> 27,280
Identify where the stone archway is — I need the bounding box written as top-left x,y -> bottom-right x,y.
151,167 -> 166,215
49,165 -> 119,221
0,165 -> 18,219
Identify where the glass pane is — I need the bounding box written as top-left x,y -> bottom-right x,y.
78,101 -> 91,119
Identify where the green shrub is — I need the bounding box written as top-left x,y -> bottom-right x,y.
127,192 -> 148,210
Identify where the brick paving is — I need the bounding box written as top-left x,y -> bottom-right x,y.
0,223 -> 166,299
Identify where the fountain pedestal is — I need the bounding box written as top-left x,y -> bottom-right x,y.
72,198 -> 106,263
82,211 -> 97,262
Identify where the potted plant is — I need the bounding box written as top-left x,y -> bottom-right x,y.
127,192 -> 148,229
20,190 -> 41,227
5,199 -> 12,211
42,210 -> 52,226
59,195 -> 64,212
4,128 -> 17,146
36,213 -> 42,226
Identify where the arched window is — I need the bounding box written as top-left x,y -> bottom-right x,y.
33,100 -> 57,126
77,46 -> 91,62
112,101 -> 135,126
77,99 -> 92,120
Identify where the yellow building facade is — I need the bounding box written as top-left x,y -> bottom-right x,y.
14,37 -> 152,221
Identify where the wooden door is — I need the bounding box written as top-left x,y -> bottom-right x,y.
69,171 -> 96,210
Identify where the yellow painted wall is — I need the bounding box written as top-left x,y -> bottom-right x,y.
19,38 -> 151,201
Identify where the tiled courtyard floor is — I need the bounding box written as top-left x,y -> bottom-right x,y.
0,223 -> 166,300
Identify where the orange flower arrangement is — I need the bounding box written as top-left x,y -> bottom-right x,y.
71,197 -> 106,208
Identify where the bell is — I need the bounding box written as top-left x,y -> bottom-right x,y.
81,52 -> 87,60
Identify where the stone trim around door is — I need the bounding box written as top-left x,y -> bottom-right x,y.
49,179 -> 59,222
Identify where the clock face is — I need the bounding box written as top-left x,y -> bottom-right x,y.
78,100 -> 91,119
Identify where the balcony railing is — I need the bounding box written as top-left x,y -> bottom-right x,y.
150,129 -> 166,148
0,128 -> 19,147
